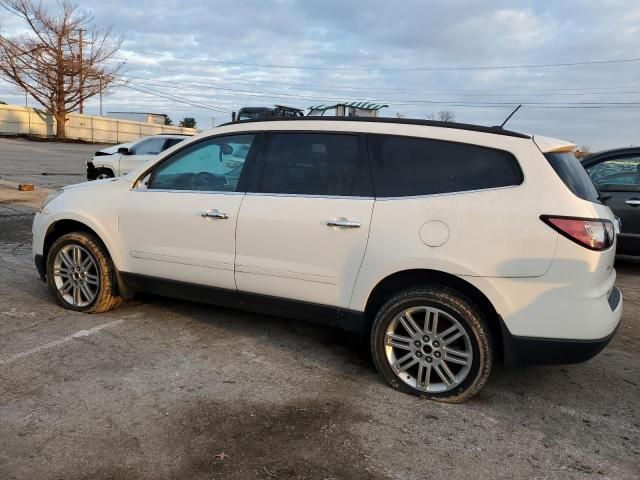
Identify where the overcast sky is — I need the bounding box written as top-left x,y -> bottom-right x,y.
1,0 -> 639,149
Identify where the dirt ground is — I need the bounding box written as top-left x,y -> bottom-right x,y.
0,144 -> 639,479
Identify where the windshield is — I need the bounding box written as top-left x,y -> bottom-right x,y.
544,152 -> 600,203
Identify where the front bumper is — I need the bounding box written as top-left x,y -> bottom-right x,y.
502,287 -> 622,366
86,161 -> 97,180
32,210 -> 51,282
35,254 -> 46,281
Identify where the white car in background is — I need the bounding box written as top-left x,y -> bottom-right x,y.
86,134 -> 191,180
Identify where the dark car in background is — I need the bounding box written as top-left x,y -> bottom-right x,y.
233,105 -> 304,122
582,147 -> 640,256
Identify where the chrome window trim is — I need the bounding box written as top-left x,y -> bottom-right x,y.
244,192 -> 374,200
132,185 -> 517,199
132,188 -> 245,195
374,184 -> 521,201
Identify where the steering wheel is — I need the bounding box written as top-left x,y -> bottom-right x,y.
190,171 -> 220,190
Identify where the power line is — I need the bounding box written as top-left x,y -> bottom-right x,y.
122,74 -> 640,102
122,67 -> 640,95
120,49 -> 640,72
120,83 -> 232,113
122,73 -> 640,97
122,77 -> 640,108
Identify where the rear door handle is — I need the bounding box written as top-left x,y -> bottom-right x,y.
625,199 -> 640,206
200,209 -> 229,219
326,219 -> 361,228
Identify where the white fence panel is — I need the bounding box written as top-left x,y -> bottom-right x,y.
0,103 -> 198,143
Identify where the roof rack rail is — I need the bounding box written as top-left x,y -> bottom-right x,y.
218,116 -> 530,139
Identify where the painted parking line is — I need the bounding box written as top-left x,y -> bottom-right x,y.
0,319 -> 124,366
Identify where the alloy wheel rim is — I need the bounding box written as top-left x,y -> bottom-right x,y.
384,306 -> 473,393
52,244 -> 100,307
96,173 -> 111,179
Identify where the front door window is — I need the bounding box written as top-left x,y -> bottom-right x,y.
149,134 -> 256,192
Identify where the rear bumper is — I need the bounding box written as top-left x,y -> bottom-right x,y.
502,287 -> 622,366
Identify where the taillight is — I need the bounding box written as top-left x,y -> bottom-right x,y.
541,215 -> 615,251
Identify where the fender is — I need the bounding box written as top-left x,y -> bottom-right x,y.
350,256 -> 488,313
45,211 -> 124,271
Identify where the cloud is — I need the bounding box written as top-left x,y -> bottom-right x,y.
0,0 -> 638,149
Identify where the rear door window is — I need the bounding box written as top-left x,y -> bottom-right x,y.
545,152 -> 601,202
259,133 -> 367,196
368,134 -> 523,197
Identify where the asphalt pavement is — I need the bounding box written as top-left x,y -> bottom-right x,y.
0,137 -> 107,188
0,140 -> 639,479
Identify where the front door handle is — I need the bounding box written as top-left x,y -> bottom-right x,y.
326,218 -> 361,228
625,199 -> 640,207
200,209 -> 229,219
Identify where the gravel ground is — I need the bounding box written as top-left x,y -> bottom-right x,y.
0,143 -> 639,479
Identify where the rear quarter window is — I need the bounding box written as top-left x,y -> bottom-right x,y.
368,134 -> 523,197
544,152 -> 600,203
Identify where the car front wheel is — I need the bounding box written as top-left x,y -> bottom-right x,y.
46,232 -> 123,313
95,168 -> 114,180
371,286 -> 493,403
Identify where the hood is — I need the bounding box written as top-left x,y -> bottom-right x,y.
62,177 -> 124,191
95,142 -> 133,155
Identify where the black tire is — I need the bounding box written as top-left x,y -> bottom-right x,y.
371,286 -> 493,403
95,168 -> 114,180
46,232 -> 123,313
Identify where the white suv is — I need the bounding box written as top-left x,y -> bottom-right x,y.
86,134 -> 191,180
33,118 -> 622,402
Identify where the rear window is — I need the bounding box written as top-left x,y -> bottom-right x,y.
544,152 -> 600,203
368,135 -> 523,197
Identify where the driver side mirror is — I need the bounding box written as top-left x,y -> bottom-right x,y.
117,147 -> 131,155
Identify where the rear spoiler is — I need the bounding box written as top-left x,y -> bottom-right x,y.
533,135 -> 577,154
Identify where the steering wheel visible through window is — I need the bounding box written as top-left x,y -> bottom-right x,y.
148,134 -> 256,192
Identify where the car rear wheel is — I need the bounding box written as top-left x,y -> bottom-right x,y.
371,286 -> 493,403
46,232 -> 123,313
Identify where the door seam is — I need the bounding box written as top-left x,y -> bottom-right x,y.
233,193 -> 247,292
346,200 -> 376,312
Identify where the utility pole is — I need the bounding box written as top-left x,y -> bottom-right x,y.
99,76 -> 103,116
78,28 -> 85,114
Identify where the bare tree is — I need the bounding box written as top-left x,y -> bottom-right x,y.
0,0 -> 122,138
427,110 -> 456,122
